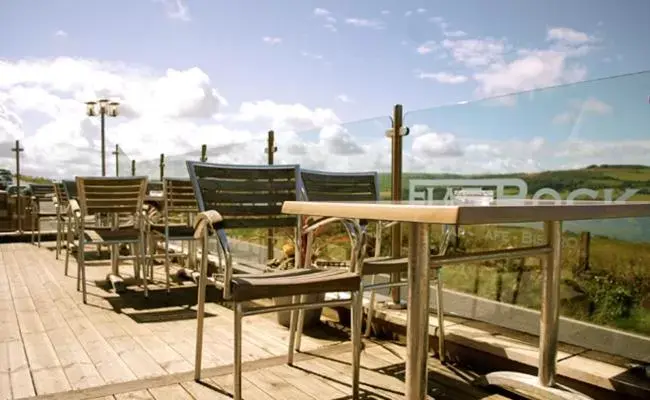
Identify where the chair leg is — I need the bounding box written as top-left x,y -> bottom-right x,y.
435,267 -> 446,363
194,233 -> 209,382
364,286 -> 375,337
80,239 -> 87,304
351,290 -> 362,399
64,218 -> 72,276
30,215 -> 35,244
139,237 -> 148,298
164,238 -> 171,293
294,294 -> 306,351
233,302 -> 243,400
37,218 -> 42,247
55,217 -> 61,259
287,295 -> 299,365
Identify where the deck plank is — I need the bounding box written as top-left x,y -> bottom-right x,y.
147,384 -> 194,400
0,242 -> 346,399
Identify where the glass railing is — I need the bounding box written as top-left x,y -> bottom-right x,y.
223,116 -> 394,272
402,71 -> 650,349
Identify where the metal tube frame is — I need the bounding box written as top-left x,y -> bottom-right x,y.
477,221 -> 591,400
193,222 -> 363,400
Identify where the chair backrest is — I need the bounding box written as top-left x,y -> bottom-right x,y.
62,180 -> 77,200
300,170 -> 379,202
53,182 -> 68,205
147,181 -> 163,194
186,161 -> 301,229
163,178 -> 198,214
29,183 -> 55,201
75,176 -> 148,216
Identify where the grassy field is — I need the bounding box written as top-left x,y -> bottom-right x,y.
242,164 -> 650,336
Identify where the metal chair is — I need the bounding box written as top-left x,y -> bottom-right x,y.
295,169 -> 454,363
187,161 -> 364,400
146,178 -> 199,292
66,176 -> 149,303
28,183 -> 57,247
53,182 -> 69,259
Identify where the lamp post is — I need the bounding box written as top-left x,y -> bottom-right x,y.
85,99 -> 120,177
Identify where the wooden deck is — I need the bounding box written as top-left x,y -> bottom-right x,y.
0,241 -> 520,400
0,242 -> 344,399
24,341 -> 516,400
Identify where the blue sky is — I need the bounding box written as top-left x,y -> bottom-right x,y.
2,0 -> 649,119
0,0 -> 650,177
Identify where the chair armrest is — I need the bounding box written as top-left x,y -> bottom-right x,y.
193,210 -> 224,239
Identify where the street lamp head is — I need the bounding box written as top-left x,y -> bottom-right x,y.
98,99 -> 110,112
108,101 -> 120,117
85,101 -> 97,117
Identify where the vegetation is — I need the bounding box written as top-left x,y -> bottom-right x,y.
380,164 -> 650,200
231,164 -> 650,337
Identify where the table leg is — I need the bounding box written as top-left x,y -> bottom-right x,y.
481,221 -> 592,400
406,222 -> 430,400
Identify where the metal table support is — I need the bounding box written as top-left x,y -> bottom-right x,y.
481,221 -> 593,400
404,220 -> 593,400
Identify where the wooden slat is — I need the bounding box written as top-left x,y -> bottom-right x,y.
197,178 -> 296,192
193,165 -> 297,180
301,171 -> 378,202
218,217 -> 297,229
202,192 -> 296,204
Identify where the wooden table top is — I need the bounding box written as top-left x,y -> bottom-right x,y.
281,199 -> 650,225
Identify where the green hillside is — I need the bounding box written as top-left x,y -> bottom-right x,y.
378,164 -> 650,200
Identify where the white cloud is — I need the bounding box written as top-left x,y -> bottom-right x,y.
442,38 -> 509,67
417,72 -> 468,84
345,18 -> 384,30
381,10 -> 390,15
474,50 -> 588,98
262,36 -> 282,45
54,30 -> 68,38
301,52 -> 324,60
0,57 -> 351,178
313,8 -> 330,16
336,94 -> 353,103
547,27 -> 593,44
552,98 -> 612,125
416,41 -> 437,54
444,30 -> 467,38
154,0 -> 190,22
416,8 -> 427,13
314,8 -> 337,31
418,26 -> 597,99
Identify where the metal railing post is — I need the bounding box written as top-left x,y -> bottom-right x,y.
159,153 -> 165,181
112,144 -> 120,176
12,140 -> 24,233
200,144 -> 207,162
131,160 -> 136,176
265,130 -> 277,261
388,104 -> 408,305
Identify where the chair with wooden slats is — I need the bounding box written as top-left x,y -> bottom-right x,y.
28,183 -> 57,247
146,178 -> 199,292
187,161 -> 363,400
296,169 -> 454,363
66,176 -> 149,304
53,182 -> 69,259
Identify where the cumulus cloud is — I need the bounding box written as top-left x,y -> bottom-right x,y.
416,26 -> 597,99
0,57 -> 349,178
154,0 -> 190,22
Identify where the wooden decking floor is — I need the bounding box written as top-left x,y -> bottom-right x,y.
27,340 -> 515,400
0,242 -> 345,399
